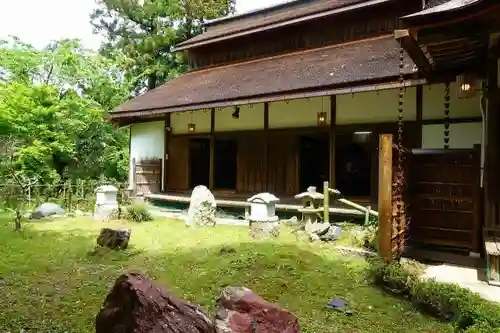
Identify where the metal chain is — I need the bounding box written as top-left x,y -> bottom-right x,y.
444,82 -> 450,149
392,43 -> 406,258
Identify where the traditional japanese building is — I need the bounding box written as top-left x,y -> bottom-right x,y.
110,0 -> 500,258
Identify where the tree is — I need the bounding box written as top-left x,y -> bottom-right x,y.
91,0 -> 235,93
0,37 -> 131,185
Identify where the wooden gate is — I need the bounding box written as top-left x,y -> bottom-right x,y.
134,158 -> 162,195
407,148 -> 481,253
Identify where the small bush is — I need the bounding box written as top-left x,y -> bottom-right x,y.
124,203 -> 153,223
368,259 -> 500,331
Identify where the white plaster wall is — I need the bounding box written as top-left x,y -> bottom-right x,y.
422,82 -> 480,120
269,96 -> 331,128
337,87 -> 417,124
215,103 -> 264,132
129,121 -> 165,189
171,110 -> 211,134
422,122 -> 482,149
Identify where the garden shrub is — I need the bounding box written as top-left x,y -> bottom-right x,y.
124,203 -> 153,223
368,259 -> 500,331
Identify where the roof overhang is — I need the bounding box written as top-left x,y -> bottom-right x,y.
110,78 -> 427,126
397,0 -> 500,79
110,36 -> 420,125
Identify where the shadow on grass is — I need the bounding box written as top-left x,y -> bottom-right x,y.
0,220 -> 453,333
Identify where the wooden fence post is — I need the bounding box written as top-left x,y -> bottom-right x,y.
378,134 -> 393,262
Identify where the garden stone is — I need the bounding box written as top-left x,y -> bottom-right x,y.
96,228 -> 131,250
96,272 -> 215,333
30,203 -> 65,220
74,209 -> 84,216
319,225 -> 342,242
94,185 -> 119,221
186,185 -> 216,227
215,286 -> 300,333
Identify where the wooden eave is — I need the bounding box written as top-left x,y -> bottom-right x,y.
397,0 -> 499,79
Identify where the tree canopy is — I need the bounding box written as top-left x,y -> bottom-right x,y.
0,1 -> 234,189
0,38 -> 131,185
91,0 -> 235,92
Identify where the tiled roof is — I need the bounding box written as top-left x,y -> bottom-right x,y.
111,36 -> 415,117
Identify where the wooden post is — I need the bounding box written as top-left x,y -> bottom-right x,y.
264,102 -> 269,190
415,85 -> 423,148
209,108 -> 215,191
131,158 -> 137,196
323,181 -> 329,223
378,134 -> 393,262
163,113 -> 171,193
329,95 -> 337,188
485,56 -> 500,228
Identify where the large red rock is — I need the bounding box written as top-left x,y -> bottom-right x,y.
95,272 -> 215,333
215,286 -> 300,333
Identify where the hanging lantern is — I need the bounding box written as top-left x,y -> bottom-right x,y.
456,73 -> 476,99
187,111 -> 195,133
317,112 -> 327,125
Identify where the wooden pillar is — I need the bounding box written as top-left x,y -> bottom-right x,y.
415,85 -> 423,148
209,108 -> 215,190
264,102 -> 269,190
162,114 -> 171,192
484,56 -> 500,228
329,95 -> 337,189
378,134 -> 393,262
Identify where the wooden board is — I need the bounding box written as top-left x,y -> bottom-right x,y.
407,148 -> 481,252
267,132 -> 298,196
167,137 -> 189,191
135,159 -> 162,195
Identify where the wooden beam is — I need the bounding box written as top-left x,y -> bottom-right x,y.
394,29 -> 434,79
264,102 -> 269,190
378,134 -> 393,262
329,95 -> 337,189
484,56 -> 500,228
162,113 -> 171,192
415,85 -> 423,148
209,108 -> 215,190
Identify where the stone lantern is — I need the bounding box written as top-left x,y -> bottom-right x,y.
95,185 -> 119,221
295,186 -> 327,234
247,193 -> 280,238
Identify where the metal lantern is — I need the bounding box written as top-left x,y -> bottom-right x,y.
456,73 -> 476,99
317,111 -> 327,125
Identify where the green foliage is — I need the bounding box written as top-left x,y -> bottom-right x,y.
0,37 -> 130,187
91,0 -> 235,92
368,260 -> 500,331
124,203 -> 154,222
0,216 -> 453,332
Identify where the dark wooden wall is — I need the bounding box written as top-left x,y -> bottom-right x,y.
165,121 -> 421,198
187,1 -> 421,69
236,133 -> 266,193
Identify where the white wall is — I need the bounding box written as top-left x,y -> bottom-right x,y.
422,122 -> 482,149
269,96 -> 331,128
422,82 -> 481,120
129,121 -> 165,189
337,87 -> 417,124
166,83 -> 483,149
